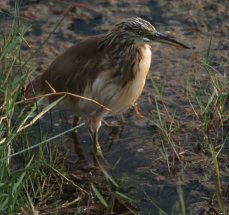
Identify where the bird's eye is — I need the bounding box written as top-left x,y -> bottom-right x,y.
138,30 -> 143,35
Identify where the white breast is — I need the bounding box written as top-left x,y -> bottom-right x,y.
129,45 -> 152,101
108,44 -> 152,112
75,44 -> 152,115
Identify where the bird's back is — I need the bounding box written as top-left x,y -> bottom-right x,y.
37,35 -> 105,96
25,35 -> 111,113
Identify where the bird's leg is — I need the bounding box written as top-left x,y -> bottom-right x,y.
133,103 -> 144,119
72,116 -> 85,160
93,129 -> 103,156
92,125 -> 112,169
88,117 -> 104,157
120,113 -> 127,125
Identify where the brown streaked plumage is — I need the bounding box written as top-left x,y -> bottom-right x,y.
26,17 -> 189,157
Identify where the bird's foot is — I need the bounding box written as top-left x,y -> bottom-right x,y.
102,115 -> 126,127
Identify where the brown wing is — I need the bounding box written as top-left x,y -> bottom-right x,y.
34,35 -> 105,97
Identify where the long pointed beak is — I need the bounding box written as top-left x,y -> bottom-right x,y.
152,32 -> 190,49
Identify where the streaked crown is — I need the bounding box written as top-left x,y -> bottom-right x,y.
115,17 -> 156,32
111,17 -> 157,42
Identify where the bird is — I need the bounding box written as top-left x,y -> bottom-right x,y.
25,17 -> 189,157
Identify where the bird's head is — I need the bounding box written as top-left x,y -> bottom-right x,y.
113,17 -> 189,49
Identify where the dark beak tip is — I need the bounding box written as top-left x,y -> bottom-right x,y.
182,44 -> 191,49
172,43 -> 190,50
184,44 -> 194,50
154,32 -> 191,50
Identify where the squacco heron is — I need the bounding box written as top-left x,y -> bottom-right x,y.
26,17 -> 189,157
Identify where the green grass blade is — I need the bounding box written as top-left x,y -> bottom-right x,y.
91,183 -> 108,208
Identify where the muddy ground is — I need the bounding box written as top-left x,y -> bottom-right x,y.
1,0 -> 228,214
